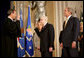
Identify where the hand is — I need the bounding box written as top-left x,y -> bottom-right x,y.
37,46 -> 40,50
72,41 -> 76,48
37,23 -> 43,32
49,47 -> 53,52
60,43 -> 63,49
17,15 -> 20,20
35,23 -> 38,28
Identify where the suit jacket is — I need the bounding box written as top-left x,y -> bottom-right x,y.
59,16 -> 80,48
35,23 -> 55,52
1,18 -> 21,57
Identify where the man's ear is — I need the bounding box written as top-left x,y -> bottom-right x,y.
11,13 -> 14,15
69,12 -> 72,15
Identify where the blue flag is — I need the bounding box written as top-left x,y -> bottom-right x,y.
17,8 -> 25,57
17,37 -> 25,57
20,8 -> 24,37
20,8 -> 23,28
25,5 -> 34,57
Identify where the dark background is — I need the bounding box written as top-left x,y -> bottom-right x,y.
0,0 -> 10,34
0,0 -> 10,56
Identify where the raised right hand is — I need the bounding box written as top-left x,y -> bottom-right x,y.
60,42 -> 63,49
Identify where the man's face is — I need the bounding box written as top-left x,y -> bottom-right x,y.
12,11 -> 16,19
40,17 -> 46,25
64,8 -> 69,17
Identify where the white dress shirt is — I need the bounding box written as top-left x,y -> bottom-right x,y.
8,16 -> 14,21
66,15 -> 72,24
64,15 -> 72,28
44,22 -> 47,27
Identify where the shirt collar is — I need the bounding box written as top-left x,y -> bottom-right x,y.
8,16 -> 13,21
67,15 -> 72,21
44,22 -> 47,26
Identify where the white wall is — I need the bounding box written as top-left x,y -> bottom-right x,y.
67,1 -> 83,19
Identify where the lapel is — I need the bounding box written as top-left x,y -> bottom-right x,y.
64,16 -> 73,30
41,23 -> 48,32
8,18 -> 14,23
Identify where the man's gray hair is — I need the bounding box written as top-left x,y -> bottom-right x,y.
39,15 -> 48,21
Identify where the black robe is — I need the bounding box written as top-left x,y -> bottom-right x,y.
1,18 -> 21,57
34,23 -> 55,57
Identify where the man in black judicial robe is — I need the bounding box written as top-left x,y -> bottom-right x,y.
1,9 -> 21,57
34,16 -> 55,57
59,7 -> 80,57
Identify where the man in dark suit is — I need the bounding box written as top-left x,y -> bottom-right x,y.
59,7 -> 80,57
1,9 -> 21,57
34,16 -> 55,57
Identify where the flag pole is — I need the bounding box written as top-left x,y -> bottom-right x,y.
23,1 -> 26,57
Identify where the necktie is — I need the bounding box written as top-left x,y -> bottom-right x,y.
64,20 -> 67,28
